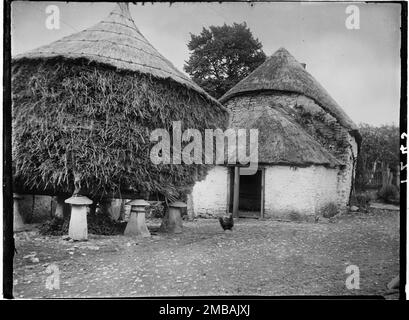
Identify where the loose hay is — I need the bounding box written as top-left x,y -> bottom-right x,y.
12,59 -> 228,199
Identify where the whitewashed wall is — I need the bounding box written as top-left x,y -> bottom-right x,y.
190,166 -> 228,217
264,165 -> 339,218
190,164 -> 341,219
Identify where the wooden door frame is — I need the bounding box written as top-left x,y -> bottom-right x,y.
228,166 -> 265,219
260,167 -> 265,219
233,166 -> 240,218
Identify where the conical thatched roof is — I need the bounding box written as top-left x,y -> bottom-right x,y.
220,48 -> 359,137
230,107 -> 342,167
13,3 -> 220,106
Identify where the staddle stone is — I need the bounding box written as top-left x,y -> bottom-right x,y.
65,195 -> 93,241
124,199 -> 150,237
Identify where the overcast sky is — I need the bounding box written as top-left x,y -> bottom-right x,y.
11,1 -> 401,126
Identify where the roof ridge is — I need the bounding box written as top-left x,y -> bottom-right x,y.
12,3 -> 222,107
56,35 -> 173,67
19,50 -> 192,83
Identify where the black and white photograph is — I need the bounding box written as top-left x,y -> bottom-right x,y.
2,0 -> 406,304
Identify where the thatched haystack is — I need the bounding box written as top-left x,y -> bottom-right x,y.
12,3 -> 228,200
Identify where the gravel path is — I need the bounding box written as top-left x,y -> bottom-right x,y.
13,210 -> 400,298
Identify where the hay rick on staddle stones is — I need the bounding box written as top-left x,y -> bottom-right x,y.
11,3 -> 228,203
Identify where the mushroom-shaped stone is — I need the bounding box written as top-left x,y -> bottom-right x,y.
124,199 -> 150,237
170,201 -> 188,208
160,201 -> 187,234
65,195 -> 93,241
13,193 -> 25,232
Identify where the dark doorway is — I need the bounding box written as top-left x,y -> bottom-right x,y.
229,167 -> 263,218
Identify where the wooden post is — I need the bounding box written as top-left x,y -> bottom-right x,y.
226,168 -> 231,214
260,168 -> 265,219
233,166 -> 240,218
187,194 -> 194,219
381,161 -> 389,187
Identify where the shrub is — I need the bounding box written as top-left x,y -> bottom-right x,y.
351,192 -> 372,210
288,210 -> 303,221
39,217 -> 68,236
39,205 -> 126,236
321,202 -> 339,218
378,184 -> 399,204
147,201 -> 165,219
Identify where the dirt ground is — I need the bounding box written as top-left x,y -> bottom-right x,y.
12,209 -> 400,299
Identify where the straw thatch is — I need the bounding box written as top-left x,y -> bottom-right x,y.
220,48 -> 360,142
229,106 -> 342,167
13,3 -> 218,105
12,4 -> 228,200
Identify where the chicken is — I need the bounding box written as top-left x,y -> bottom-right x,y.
219,213 -> 234,231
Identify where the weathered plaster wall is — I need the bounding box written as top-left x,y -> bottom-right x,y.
190,164 -> 339,219
264,165 -> 339,218
190,166 -> 228,217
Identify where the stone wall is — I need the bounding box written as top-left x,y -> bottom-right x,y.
227,92 -> 299,125
18,194 -> 54,223
336,135 -> 359,209
190,166 -> 228,217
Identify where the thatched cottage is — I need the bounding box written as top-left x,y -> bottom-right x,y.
12,3 -> 228,204
190,48 -> 360,219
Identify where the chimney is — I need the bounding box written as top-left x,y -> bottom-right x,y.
301,63 -> 306,69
